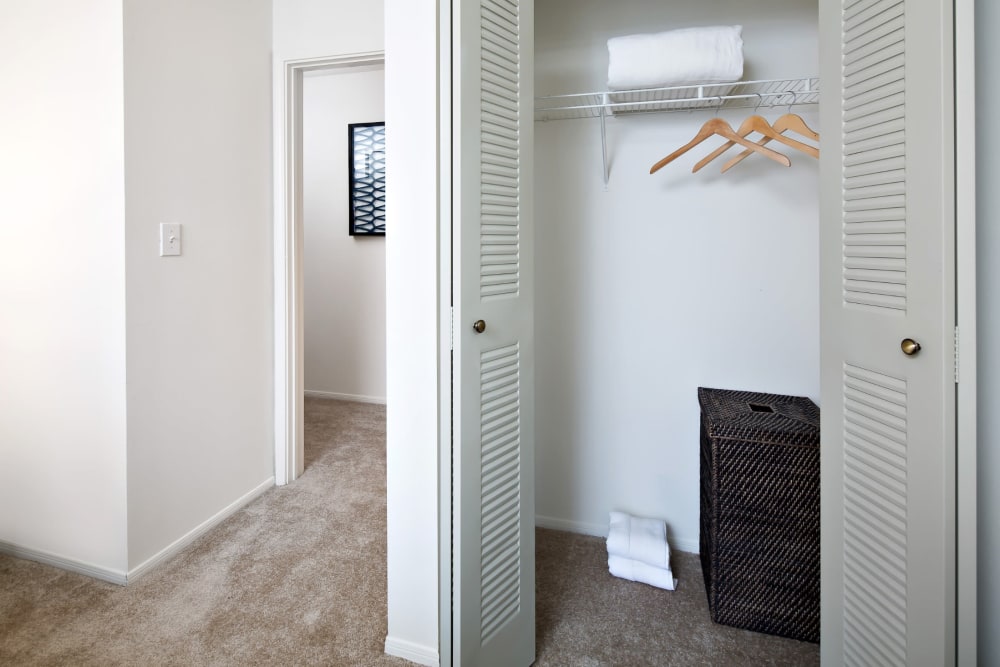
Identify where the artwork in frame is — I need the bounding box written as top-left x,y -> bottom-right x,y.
348,121 -> 386,236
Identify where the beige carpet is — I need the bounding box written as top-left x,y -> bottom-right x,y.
0,397 -> 819,666
536,530 -> 819,666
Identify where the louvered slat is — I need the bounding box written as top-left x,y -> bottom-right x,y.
480,341 -> 521,643
842,362 -> 908,666
480,0 -> 520,302
844,126 -> 904,156
842,0 -> 906,314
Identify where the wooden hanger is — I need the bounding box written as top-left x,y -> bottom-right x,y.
692,115 -> 819,173
720,113 -> 819,173
774,112 -> 818,140
649,117 -> 790,174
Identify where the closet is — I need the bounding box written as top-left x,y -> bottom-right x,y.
448,0 -> 960,664
532,0 -> 822,561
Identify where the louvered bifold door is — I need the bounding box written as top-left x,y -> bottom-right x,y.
819,0 -> 956,665
453,0 -> 535,665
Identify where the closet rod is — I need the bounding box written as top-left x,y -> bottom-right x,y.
535,77 -> 819,187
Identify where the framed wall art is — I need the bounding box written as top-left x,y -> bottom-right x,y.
348,121 -> 386,236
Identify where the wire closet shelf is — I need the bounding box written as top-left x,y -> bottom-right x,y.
534,77 -> 820,122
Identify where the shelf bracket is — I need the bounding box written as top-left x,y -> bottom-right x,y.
600,93 -> 609,188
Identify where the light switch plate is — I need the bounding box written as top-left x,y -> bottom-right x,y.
160,223 -> 181,256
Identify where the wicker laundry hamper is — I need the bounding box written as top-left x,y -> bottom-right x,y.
697,387 -> 821,643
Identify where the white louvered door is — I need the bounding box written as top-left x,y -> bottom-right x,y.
819,0 -> 956,664
453,0 -> 535,665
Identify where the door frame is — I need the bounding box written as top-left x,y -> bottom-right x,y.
432,0 -> 979,663
955,0 -> 977,662
273,51 -> 386,486
439,3 -> 454,665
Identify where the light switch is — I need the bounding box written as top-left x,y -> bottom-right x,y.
160,223 -> 181,256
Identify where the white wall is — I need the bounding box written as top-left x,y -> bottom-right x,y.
0,0 -> 129,577
384,1 -> 442,662
274,2 -> 441,664
534,0 -> 820,551
303,68 -> 387,402
123,0 -> 274,571
976,0 -> 999,661
274,0 -> 384,63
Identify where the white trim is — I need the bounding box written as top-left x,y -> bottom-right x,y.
304,390 -> 386,405
437,3 -> 453,667
534,515 -> 700,555
535,514 -> 607,538
955,0 -> 977,663
384,637 -> 440,667
669,538 -> 700,555
127,477 -> 274,583
1,480 -> 274,586
0,542 -> 127,586
273,51 -> 386,486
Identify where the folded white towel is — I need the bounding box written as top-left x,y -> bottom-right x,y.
608,554 -> 678,591
607,25 -> 744,91
607,511 -> 671,569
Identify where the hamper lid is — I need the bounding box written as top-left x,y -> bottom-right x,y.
697,386 -> 820,445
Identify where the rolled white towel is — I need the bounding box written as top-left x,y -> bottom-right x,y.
608,554 -> 677,591
607,25 -> 744,91
607,511 -> 671,570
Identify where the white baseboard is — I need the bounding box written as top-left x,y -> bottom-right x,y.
535,514 -> 608,538
0,541 -> 127,585
535,515 -> 700,554
668,537 -> 700,554
127,477 -> 274,583
304,390 -> 386,405
384,637 -> 439,667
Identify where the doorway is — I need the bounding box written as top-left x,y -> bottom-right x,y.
274,52 -> 385,485
301,64 -> 386,431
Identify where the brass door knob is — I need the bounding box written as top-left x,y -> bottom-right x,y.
901,338 -> 921,356
473,320 -> 487,334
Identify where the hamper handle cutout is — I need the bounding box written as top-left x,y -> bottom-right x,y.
747,403 -> 775,413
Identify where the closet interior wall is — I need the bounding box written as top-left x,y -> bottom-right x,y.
534,0 -> 820,552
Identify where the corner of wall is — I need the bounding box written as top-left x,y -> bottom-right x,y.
384,0 -> 441,654
122,0 -> 274,571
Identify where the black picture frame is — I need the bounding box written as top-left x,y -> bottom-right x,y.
348,121 -> 386,236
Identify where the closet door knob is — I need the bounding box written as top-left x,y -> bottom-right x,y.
900,338 -> 921,356
473,320 -> 487,334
